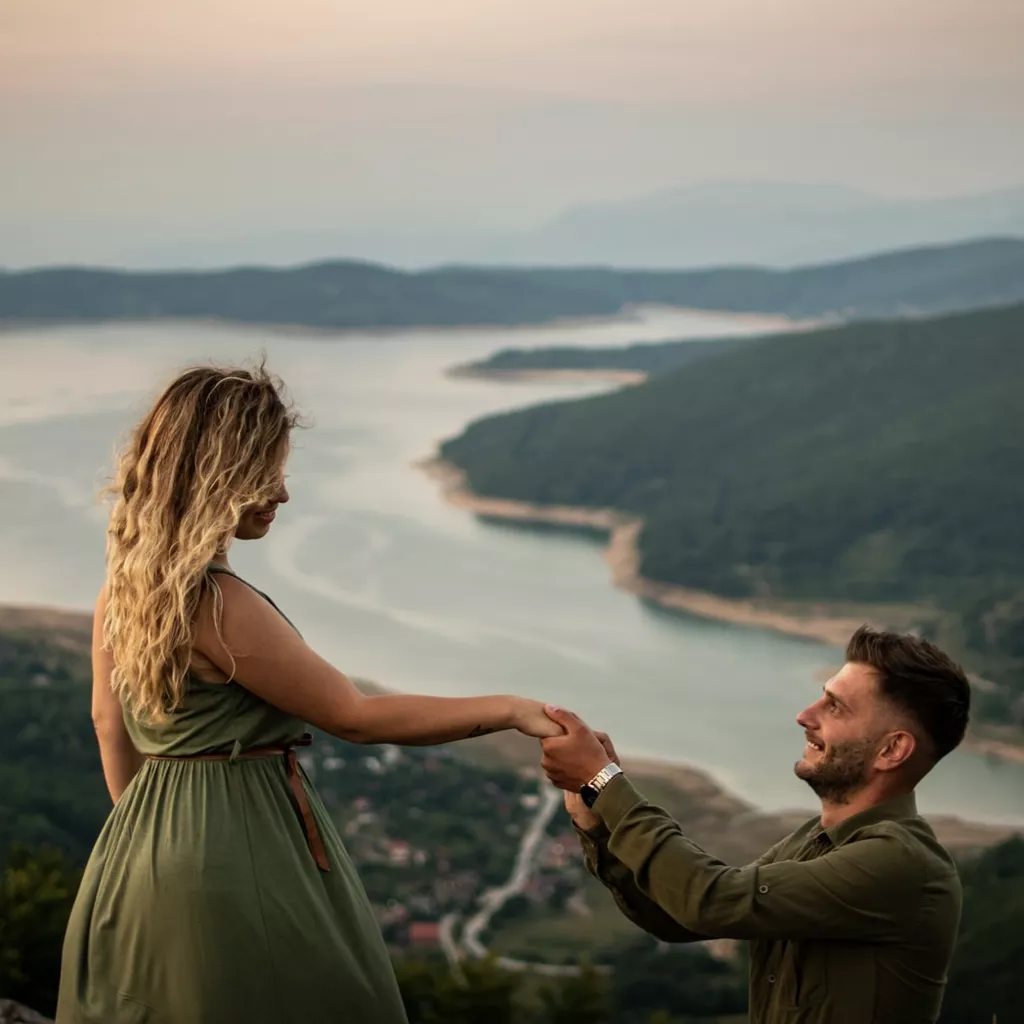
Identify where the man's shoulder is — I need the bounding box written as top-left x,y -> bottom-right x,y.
844,814 -> 960,886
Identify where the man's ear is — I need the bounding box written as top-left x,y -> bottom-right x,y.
875,729 -> 916,773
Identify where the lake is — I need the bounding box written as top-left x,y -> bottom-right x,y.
1,310 -> 1021,825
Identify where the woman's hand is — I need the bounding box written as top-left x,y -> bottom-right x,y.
564,790 -> 602,832
511,697 -> 567,739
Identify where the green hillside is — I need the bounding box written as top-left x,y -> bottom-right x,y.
0,617 -> 105,862
2,238 -> 1023,327
940,836 -> 1024,1023
441,303 -> 1024,725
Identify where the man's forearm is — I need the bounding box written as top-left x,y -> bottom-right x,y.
575,823 -> 707,943
593,775 -> 923,942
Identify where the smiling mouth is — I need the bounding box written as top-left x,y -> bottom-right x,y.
255,509 -> 276,523
805,737 -> 825,754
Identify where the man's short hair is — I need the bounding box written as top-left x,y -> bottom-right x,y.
846,625 -> 971,761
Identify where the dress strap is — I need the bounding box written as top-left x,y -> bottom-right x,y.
205,564 -> 302,637
148,733 -> 330,872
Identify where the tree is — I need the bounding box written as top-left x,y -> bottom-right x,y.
607,937 -> 747,1021
0,846 -> 81,1017
537,962 -> 610,1023
395,956 -> 521,1024
941,838 -> 1024,1023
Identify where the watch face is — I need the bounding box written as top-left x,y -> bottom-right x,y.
580,784 -> 599,808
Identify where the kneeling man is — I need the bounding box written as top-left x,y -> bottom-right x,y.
541,627 -> 970,1024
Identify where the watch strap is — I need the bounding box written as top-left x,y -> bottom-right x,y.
580,762 -> 622,806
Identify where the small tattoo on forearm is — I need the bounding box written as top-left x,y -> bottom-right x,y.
467,724 -> 497,738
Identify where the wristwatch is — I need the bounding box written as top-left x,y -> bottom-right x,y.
580,762 -> 623,808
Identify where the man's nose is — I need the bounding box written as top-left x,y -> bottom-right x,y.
796,705 -> 815,729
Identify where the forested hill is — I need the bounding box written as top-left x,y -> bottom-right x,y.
441,302 -> 1024,727
460,334 -> 757,376
2,238 -> 1023,328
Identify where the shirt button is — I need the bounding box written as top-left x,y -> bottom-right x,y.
758,884 -> 769,894
768,974 -> 777,984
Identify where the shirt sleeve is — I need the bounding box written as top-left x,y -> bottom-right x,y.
575,821 -> 708,943
594,775 -> 927,942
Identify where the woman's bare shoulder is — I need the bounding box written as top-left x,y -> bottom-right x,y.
193,570 -> 301,663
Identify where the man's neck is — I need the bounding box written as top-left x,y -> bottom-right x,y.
818,782 -> 913,830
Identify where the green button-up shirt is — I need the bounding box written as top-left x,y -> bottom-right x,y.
578,777 -> 962,1023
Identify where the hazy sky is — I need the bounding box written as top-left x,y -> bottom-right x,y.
2,0 -> 1022,265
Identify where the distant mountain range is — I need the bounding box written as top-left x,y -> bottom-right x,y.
7,181 -> 1022,271
493,181 -> 1024,269
2,238 -> 1023,329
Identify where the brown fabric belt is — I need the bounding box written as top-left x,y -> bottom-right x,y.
147,732 -> 331,873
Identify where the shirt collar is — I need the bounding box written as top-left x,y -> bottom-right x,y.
823,792 -> 919,847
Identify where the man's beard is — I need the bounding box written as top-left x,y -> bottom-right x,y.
794,739 -> 874,803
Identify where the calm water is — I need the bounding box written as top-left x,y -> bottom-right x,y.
1,312 -> 1021,825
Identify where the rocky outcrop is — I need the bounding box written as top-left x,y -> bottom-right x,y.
0,1001 -> 53,1024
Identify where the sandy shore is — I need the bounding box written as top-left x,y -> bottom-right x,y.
447,366 -> 648,386
421,458 -> 868,648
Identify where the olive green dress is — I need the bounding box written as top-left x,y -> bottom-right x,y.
57,568 -> 408,1024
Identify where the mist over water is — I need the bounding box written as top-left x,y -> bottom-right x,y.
2,309 -> 1021,825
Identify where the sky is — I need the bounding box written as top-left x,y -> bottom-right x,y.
2,0 -> 1023,266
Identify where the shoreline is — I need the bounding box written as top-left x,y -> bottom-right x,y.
420,457 -> 1024,768
0,312 -> 643,341
446,366 -> 648,386
0,306 -> 799,342
421,457 -> 864,648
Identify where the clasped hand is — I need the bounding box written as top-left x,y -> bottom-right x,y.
538,705 -> 620,830
514,700 -> 620,829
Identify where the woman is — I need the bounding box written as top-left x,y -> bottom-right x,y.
57,364 -> 564,1024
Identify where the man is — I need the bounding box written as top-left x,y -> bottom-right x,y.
540,626 -> 971,1024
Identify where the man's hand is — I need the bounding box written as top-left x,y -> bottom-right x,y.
540,706 -> 616,791
594,730 -> 620,766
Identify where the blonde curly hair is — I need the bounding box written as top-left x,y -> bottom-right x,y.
103,362 -> 298,721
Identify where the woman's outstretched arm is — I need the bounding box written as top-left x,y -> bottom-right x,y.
91,586 -> 145,801
194,573 -> 564,745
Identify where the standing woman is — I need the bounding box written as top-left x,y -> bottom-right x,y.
57,364 -> 563,1024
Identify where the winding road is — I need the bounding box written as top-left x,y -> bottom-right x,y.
444,782 -> 611,976
461,783 -> 563,958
